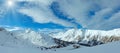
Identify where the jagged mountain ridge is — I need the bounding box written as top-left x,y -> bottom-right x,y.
0,27 -> 120,48
51,28 -> 120,43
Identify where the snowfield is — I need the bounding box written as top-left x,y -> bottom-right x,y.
0,41 -> 120,53
0,27 -> 120,53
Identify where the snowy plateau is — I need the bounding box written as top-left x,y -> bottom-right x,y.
0,27 -> 120,53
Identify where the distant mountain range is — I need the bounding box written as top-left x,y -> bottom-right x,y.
0,27 -> 120,49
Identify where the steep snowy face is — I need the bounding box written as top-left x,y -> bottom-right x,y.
51,28 -> 120,43
51,29 -> 83,42
15,29 -> 56,47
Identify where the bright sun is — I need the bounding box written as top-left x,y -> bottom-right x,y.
6,0 -> 15,7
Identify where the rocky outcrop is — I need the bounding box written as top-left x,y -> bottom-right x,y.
0,27 -> 6,31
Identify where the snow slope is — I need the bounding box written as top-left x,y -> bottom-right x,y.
59,41 -> 120,53
0,41 -> 120,53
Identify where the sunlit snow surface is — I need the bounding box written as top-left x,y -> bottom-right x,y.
0,41 -> 120,53
51,28 -> 120,42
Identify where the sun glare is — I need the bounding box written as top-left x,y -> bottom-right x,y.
6,0 -> 15,7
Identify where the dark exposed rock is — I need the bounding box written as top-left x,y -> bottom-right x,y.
79,43 -> 91,47
73,44 -> 80,49
0,27 -> 6,31
54,38 -> 74,47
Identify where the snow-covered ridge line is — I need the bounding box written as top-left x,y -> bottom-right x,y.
0,27 -> 120,48
0,28 -> 56,48
51,28 -> 120,43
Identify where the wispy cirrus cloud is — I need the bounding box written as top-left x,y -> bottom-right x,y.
57,0 -> 120,30
18,0 -> 76,27
16,0 -> 120,30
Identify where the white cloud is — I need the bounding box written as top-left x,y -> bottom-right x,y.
0,7 -> 6,18
99,11 -> 120,30
5,27 -> 24,31
5,0 -> 119,30
18,0 -> 76,27
57,0 -> 120,30
0,25 -> 24,31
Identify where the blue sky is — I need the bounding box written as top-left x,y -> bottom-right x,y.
0,8 -> 67,29
0,0 -> 81,30
0,0 -> 120,30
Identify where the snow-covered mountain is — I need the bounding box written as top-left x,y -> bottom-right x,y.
0,27 -> 120,48
0,28 -> 56,48
51,28 -> 120,43
0,28 -> 34,48
13,29 -> 56,47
